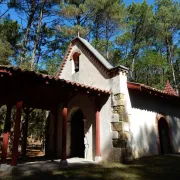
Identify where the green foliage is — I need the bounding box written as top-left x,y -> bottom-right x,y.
59,0 -> 88,37
135,50 -> 168,88
0,106 -> 7,134
154,0 -> 180,89
28,109 -> 46,141
0,39 -> 12,65
42,55 -> 62,75
116,1 -> 154,61
0,19 -> 20,48
0,18 -> 20,64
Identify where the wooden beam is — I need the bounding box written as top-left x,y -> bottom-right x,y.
62,106 -> 67,160
11,101 -> 23,166
1,105 -> 12,164
53,107 -> 58,158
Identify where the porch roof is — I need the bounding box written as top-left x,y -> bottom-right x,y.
0,65 -> 110,110
127,82 -> 180,104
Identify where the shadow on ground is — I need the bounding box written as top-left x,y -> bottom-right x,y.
1,155 -> 180,180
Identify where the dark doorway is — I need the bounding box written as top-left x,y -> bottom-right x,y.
70,109 -> 85,158
158,118 -> 172,154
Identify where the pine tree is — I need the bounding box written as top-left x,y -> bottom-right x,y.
116,1 -> 154,79
154,0 -> 180,92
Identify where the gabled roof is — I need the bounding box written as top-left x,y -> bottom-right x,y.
164,81 -> 178,96
76,37 -> 113,69
58,36 -> 129,77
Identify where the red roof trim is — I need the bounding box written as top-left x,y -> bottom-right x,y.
57,43 -> 73,77
127,82 -> 179,98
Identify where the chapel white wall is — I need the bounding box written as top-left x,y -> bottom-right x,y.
129,91 -> 180,158
129,108 -> 158,158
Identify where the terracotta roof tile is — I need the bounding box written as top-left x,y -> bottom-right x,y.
0,65 -> 110,95
164,81 -> 178,96
127,82 -> 179,98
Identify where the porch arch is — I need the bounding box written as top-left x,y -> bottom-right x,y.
67,107 -> 85,158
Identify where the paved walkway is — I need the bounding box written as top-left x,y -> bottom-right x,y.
0,158 -> 97,175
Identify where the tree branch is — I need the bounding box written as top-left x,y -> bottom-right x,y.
0,7 -> 10,18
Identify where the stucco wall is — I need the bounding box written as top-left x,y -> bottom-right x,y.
130,108 -> 158,158
60,43 -> 110,91
100,96 -> 115,161
129,91 -> 180,158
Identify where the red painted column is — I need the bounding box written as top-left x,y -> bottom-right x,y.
96,108 -> 101,157
1,105 -> 12,164
22,108 -> 30,157
62,106 -> 67,160
53,108 -> 58,158
1,133 -> 9,164
11,101 -> 23,166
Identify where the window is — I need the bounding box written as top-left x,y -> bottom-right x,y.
72,51 -> 81,73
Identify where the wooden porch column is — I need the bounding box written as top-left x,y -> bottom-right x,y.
96,108 -> 101,156
1,105 -> 12,164
95,97 -> 101,162
22,108 -> 30,157
11,101 -> 23,166
53,108 -> 58,158
61,106 -> 67,161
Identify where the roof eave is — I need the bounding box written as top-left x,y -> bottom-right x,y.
110,65 -> 129,72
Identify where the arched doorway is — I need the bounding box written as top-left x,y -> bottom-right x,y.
158,118 -> 172,154
70,109 -> 85,158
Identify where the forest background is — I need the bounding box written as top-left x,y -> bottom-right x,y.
0,0 -> 180,149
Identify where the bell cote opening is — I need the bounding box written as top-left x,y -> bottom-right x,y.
72,51 -> 81,73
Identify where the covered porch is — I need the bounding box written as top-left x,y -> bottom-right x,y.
0,66 -> 110,168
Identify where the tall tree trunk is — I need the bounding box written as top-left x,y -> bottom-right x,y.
146,67 -> 149,85
22,108 -> 29,157
31,0 -> 45,71
168,43 -> 178,94
131,36 -> 137,80
94,15 -> 99,49
105,19 -> 109,59
20,1 -> 36,66
131,51 -> 136,79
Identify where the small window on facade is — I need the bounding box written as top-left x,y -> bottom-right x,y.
74,56 -> 79,72
72,52 -> 81,73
